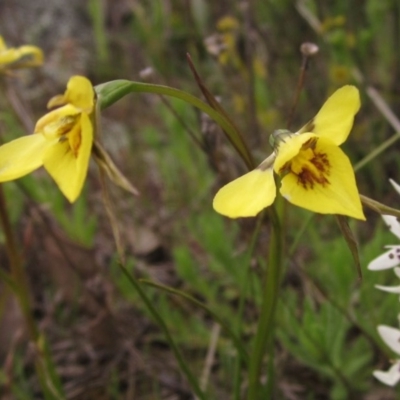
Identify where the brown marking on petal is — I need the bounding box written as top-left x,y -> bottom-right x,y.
302,137 -> 318,150
295,138 -> 331,190
297,169 -> 329,189
68,125 -> 82,158
279,163 -> 292,176
56,115 -> 82,158
389,253 -> 394,259
57,115 -> 79,137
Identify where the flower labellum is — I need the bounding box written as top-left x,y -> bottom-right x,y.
213,86 -> 365,220
0,76 -> 95,202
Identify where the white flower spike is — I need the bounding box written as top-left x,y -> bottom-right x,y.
369,181 -> 400,386
368,181 -> 400,271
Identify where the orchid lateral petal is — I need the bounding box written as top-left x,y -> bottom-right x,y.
213,168 -> 276,218
0,134 -> 50,181
43,113 -> 93,202
306,85 -> 360,146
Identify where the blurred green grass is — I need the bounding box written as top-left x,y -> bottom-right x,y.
1,0 -> 400,398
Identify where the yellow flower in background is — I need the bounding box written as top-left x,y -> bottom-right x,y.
320,15 -> 346,33
0,76 -> 95,202
204,16 -> 242,68
213,86 -> 365,220
0,35 -> 43,71
329,64 -> 351,85
216,16 -> 240,32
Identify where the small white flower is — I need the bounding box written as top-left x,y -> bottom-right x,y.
390,179 -> 400,197
377,325 -> 400,354
373,361 -> 400,386
373,325 -> 400,386
370,181 -> 400,386
374,267 -> 400,297
368,180 -> 400,272
368,244 -> 400,271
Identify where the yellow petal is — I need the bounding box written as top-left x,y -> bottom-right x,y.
213,168 -> 276,218
0,49 -> 20,65
12,45 -> 43,67
43,113 -> 93,202
0,36 -> 7,52
0,45 -> 43,68
0,134 -> 50,181
48,76 -> 94,112
46,94 -> 66,109
279,137 -> 365,220
302,85 -> 360,145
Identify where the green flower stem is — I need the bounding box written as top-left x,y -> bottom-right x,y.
0,188 -> 37,338
117,263 -> 206,400
0,186 -> 63,399
354,130 -> 400,172
247,207 -> 283,400
97,160 -> 204,398
95,80 -> 254,170
233,215 -> 264,400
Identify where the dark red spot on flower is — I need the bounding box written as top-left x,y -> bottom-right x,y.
296,139 -> 331,190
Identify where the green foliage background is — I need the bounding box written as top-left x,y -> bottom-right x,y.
1,0 -> 400,399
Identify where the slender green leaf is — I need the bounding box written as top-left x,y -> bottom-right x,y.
95,80 -> 254,169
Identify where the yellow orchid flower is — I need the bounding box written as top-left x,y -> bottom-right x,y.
213,85 -> 365,220
0,76 -> 94,202
0,35 -> 43,71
